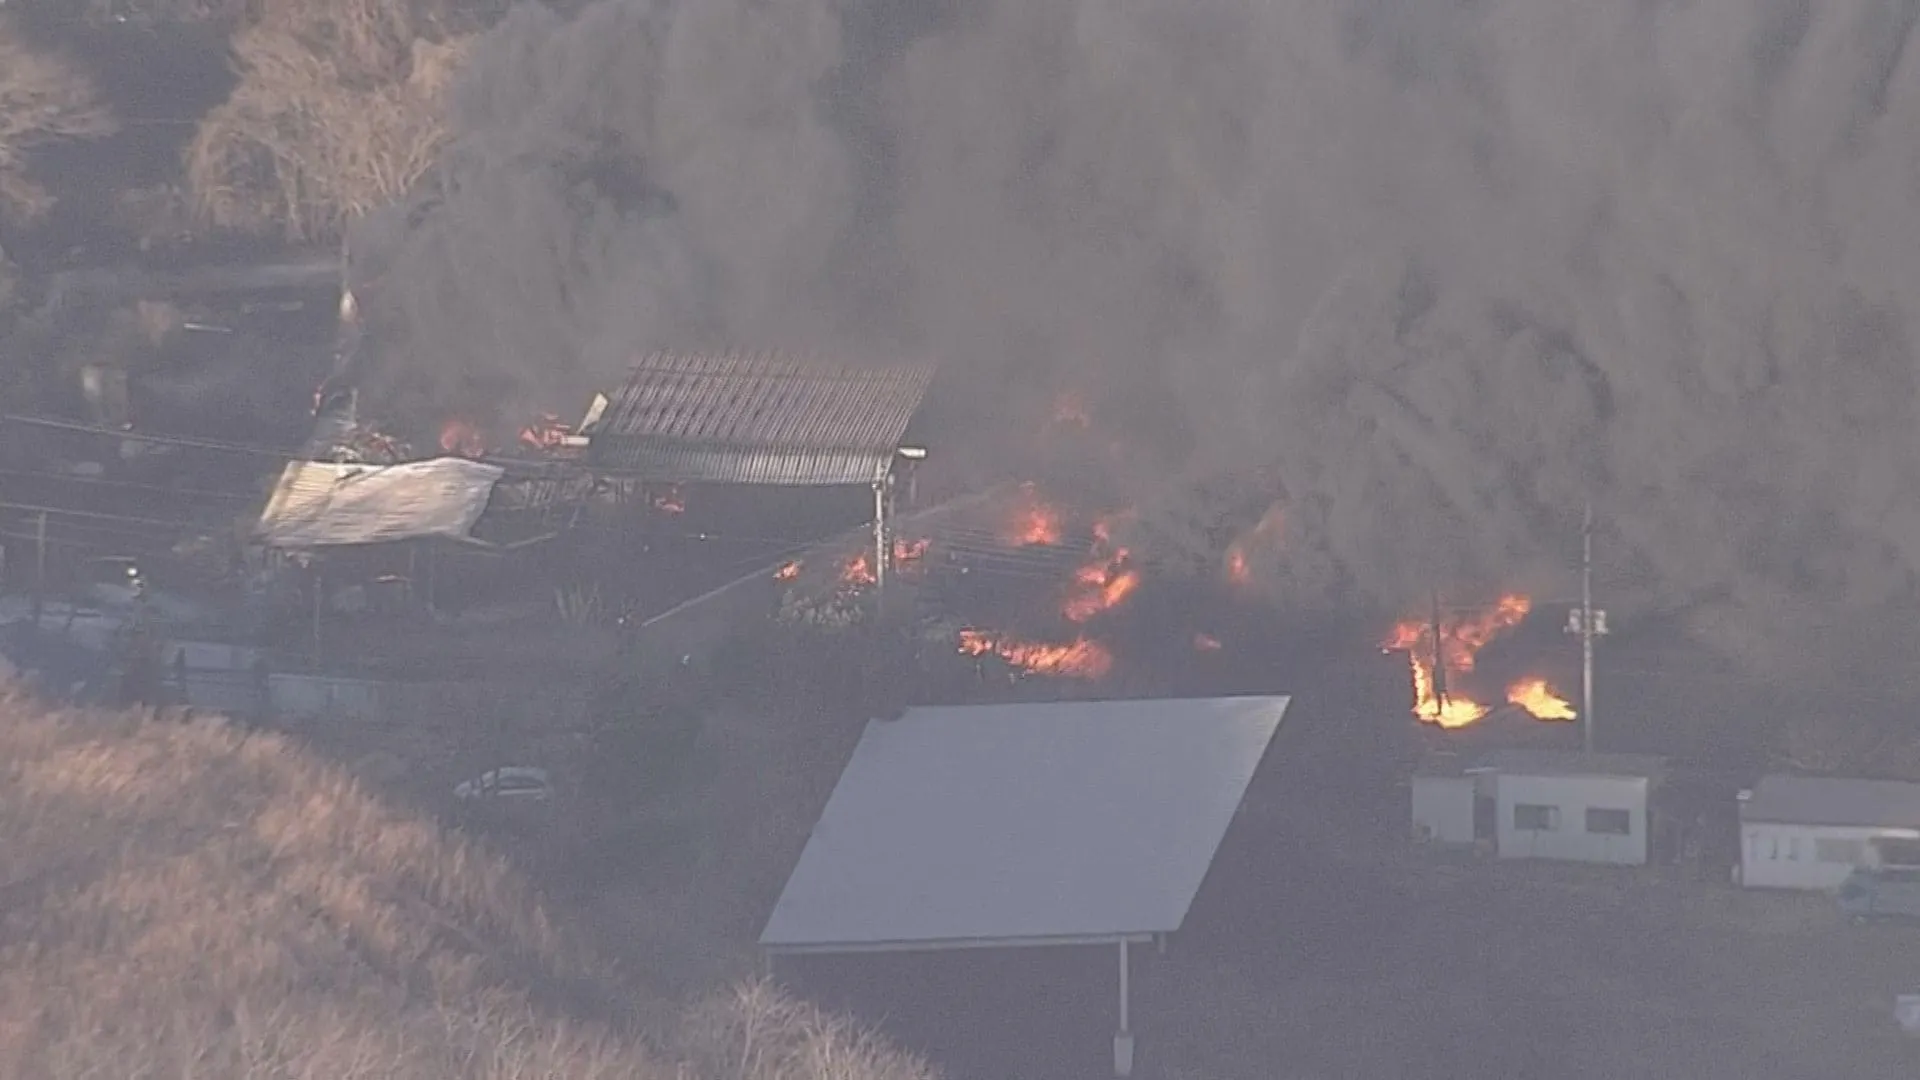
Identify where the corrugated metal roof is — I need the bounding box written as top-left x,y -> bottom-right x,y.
760,695 -> 1290,953
1741,775 -> 1920,829
590,350 -> 936,485
256,457 -> 505,548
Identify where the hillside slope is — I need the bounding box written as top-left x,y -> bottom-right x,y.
0,685 -> 931,1080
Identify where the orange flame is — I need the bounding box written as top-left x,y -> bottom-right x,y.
1225,504 -> 1284,585
1002,483 -> 1063,546
774,560 -> 802,582
893,537 -> 930,568
518,413 -> 572,451
439,419 -> 485,458
1063,515 -> 1140,622
958,629 -> 1112,679
1382,594 -> 1533,728
841,553 -> 877,587
1063,554 -> 1140,622
1193,632 -> 1223,652
1507,677 -> 1577,721
1226,548 -> 1250,585
650,485 -> 686,515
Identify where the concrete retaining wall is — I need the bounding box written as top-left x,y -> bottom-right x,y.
263,670 -> 588,729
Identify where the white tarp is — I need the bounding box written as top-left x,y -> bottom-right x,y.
256,457 -> 505,548
761,695 -> 1290,953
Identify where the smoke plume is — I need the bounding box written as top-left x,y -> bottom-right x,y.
355,0 -> 1920,680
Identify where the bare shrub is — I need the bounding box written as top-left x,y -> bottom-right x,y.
677,981 -> 942,1080
0,17 -> 117,219
185,0 -> 476,240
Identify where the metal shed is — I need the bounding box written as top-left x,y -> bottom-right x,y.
589,350 -> 936,486
1739,775 -> 1920,890
760,694 -> 1291,1077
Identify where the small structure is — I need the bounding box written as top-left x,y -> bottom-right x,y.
760,695 -> 1291,1078
1737,775 -> 1920,890
590,351 -> 937,592
1411,756 -> 1490,847
1474,749 -> 1667,866
590,350 -> 935,486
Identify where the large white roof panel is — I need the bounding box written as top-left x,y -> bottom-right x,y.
256,457 -> 504,548
760,695 -> 1290,953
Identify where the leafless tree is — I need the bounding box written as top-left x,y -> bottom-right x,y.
0,18 -> 118,220
185,0 -> 474,241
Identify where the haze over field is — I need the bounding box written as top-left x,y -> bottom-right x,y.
357,0 -> 1920,680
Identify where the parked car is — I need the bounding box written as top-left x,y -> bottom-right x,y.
1839,866 -> 1920,923
75,556 -> 214,626
453,766 -> 554,803
78,556 -> 145,609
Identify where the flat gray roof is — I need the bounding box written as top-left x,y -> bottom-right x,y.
759,695 -> 1290,954
1742,775 -> 1920,829
1474,748 -> 1667,782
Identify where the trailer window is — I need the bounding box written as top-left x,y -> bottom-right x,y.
1815,838 -> 1868,866
1514,804 -> 1559,832
1585,808 -> 1631,836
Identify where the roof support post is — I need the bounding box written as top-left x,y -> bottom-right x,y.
1114,937 -> 1134,1077
872,478 -> 890,597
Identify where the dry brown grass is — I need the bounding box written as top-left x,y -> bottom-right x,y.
0,684 -> 938,1080
185,0 -> 475,241
0,17 -> 117,220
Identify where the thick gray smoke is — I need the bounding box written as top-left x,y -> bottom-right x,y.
358,0 -> 1920,680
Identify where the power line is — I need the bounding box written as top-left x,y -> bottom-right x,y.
1,413 -> 303,460
0,466 -> 262,503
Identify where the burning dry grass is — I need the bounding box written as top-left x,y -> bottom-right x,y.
0,684 -> 936,1080
1382,594 -> 1575,728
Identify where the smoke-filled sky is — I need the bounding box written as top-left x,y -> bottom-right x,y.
356,0 -> 1920,680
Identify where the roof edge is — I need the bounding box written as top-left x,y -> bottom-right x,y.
1739,814 -> 1920,830
760,931 -> 1155,956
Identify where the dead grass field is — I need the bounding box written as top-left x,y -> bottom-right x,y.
0,683 -> 934,1080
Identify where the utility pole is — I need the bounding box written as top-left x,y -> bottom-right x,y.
1564,502 -> 1608,753
32,510 -> 47,628
871,478 -> 889,597
1429,590 -> 1449,709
